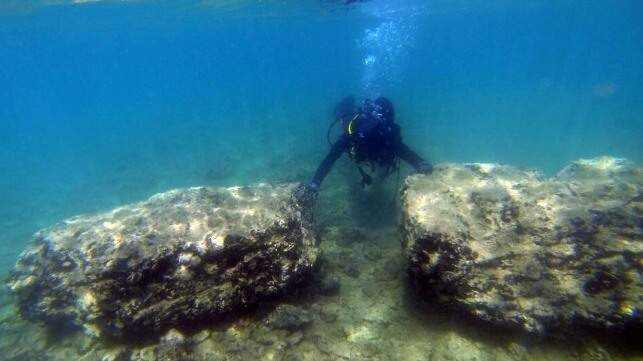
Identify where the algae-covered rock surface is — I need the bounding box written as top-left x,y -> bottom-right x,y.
402,156 -> 643,334
3,158 -> 643,360
7,183 -> 320,340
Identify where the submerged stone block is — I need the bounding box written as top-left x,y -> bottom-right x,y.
8,183 -> 320,339
402,157 -> 642,334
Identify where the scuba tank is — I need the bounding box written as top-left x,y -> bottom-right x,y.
327,96 -> 358,147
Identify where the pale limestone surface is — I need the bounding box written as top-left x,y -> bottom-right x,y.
7,183 -> 319,339
402,157 -> 642,334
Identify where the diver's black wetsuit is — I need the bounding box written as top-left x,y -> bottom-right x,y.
312,123 -> 427,186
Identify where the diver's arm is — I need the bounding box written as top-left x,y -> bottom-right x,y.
393,123 -> 432,173
398,142 -> 432,174
312,134 -> 350,186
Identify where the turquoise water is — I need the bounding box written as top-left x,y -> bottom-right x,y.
0,0 -> 641,358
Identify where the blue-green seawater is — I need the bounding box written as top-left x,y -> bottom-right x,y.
0,0 -> 641,359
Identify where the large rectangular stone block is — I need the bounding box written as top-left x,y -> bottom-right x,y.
8,183 -> 320,339
402,157 -> 642,334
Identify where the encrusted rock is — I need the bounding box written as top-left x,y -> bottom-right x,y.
8,183 -> 320,339
160,328 -> 186,345
265,304 -> 312,331
401,156 -> 642,334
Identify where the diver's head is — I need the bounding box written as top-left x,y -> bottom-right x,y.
361,97 -> 395,124
373,97 -> 394,123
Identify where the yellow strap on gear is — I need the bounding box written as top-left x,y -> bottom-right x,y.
347,113 -> 358,135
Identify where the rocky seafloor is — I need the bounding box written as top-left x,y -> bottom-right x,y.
0,156 -> 641,361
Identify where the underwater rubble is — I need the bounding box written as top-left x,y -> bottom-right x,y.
7,183 -> 320,340
3,156 -> 642,360
402,156 -> 642,335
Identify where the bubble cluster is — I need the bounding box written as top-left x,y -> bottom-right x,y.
356,3 -> 418,96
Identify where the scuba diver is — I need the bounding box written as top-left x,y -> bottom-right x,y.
307,96 -> 433,192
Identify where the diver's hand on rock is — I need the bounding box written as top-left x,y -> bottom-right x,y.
293,182 -> 318,220
305,181 -> 320,193
294,181 -> 319,204
418,162 -> 433,175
